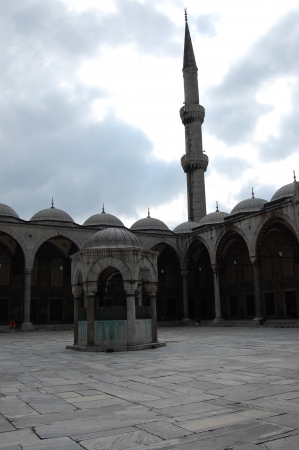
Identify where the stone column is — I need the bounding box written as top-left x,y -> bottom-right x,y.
181,270 -> 190,321
253,261 -> 263,320
124,282 -> 138,346
145,284 -> 158,343
85,282 -> 97,347
213,270 -> 223,323
72,285 -> 83,346
22,268 -> 34,330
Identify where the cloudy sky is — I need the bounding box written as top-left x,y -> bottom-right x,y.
1,0 -> 299,229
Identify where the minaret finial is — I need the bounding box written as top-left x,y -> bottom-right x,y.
216,202 -> 219,212
51,198 -> 54,208
102,203 -> 105,213
184,8 -> 188,22
252,187 -> 254,198
147,208 -> 150,218
293,170 -> 296,183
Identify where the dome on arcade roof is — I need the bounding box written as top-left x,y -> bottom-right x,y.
0,203 -> 20,220
30,199 -> 74,223
198,204 -> 229,226
85,227 -> 143,250
83,205 -> 124,227
230,189 -> 268,216
173,221 -> 200,233
271,175 -> 297,202
130,209 -> 169,231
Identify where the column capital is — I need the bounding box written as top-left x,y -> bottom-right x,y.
124,280 -> 138,296
84,281 -> 97,296
144,282 -> 157,296
181,270 -> 188,277
72,284 -> 83,299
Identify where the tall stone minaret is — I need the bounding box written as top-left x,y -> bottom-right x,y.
180,11 -> 208,222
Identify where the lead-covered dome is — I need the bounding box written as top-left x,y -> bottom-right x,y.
30,202 -> 74,223
173,221 -> 200,233
231,196 -> 268,216
271,182 -> 296,202
198,209 -> 229,226
83,208 -> 124,227
0,203 -> 20,220
131,210 -> 169,231
85,227 -> 143,250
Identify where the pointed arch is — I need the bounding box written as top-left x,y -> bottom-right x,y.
134,257 -> 157,283
31,231 -> 82,267
87,256 -> 132,283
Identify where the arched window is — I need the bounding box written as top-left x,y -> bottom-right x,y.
165,263 -> 176,288
51,257 -> 63,286
243,254 -> 253,282
31,258 -> 38,286
0,255 -> 10,285
262,250 -> 272,280
281,246 -> 294,277
227,257 -> 236,284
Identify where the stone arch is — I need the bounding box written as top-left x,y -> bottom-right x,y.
31,230 -> 82,267
147,237 -> 182,259
134,257 -> 157,283
214,226 -> 252,266
87,256 -> 132,283
254,215 -> 299,257
71,260 -> 84,285
183,235 -> 212,269
0,226 -> 29,267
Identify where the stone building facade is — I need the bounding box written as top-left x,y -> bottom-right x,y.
0,18 -> 298,329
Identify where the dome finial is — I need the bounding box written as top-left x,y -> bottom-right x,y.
147,207 -> 150,218
102,203 -> 105,214
51,198 -> 54,209
252,187 -> 255,198
293,170 -> 297,183
184,8 -> 188,22
216,201 -> 219,212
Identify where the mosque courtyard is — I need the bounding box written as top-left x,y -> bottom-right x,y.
0,327 -> 299,450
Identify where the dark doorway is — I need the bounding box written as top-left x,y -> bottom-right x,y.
49,298 -> 63,322
264,292 -> 275,316
0,298 -> 9,323
285,291 -> 297,318
188,298 -> 196,318
200,297 -> 208,318
229,295 -> 238,317
30,298 -> 38,323
245,294 -> 255,317
166,298 -> 177,319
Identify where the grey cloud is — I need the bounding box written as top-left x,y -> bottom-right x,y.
233,182 -> 277,206
204,8 -> 299,156
194,14 -> 219,38
210,155 -> 251,179
0,87 -> 184,222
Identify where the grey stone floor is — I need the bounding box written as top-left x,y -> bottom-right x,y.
0,328 -> 299,450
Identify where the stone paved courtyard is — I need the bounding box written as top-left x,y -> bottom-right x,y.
0,327 -> 299,450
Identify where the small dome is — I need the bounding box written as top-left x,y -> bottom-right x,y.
271,182 -> 296,202
83,207 -> 124,227
0,203 -> 19,220
86,227 -> 143,250
198,210 -> 229,226
231,196 -> 268,215
131,210 -> 169,231
30,202 -> 74,223
173,221 -> 200,233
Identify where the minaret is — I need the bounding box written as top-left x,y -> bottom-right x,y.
180,10 -> 208,222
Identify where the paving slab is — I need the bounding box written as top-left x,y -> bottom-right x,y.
0,327 -> 299,449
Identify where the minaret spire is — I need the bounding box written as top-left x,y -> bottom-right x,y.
180,12 -> 208,222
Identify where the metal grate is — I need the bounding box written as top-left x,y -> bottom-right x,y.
282,246 -> 294,277
51,257 -> 63,286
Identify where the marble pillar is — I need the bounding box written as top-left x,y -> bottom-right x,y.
149,293 -> 158,342
22,269 -> 34,330
253,261 -> 263,320
86,293 -> 95,346
213,270 -> 223,323
181,270 -> 190,321
72,285 -> 82,346
126,294 -> 136,345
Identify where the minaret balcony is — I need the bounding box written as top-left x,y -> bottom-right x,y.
181,153 -> 209,173
180,104 -> 205,125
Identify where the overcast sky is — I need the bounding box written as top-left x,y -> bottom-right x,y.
1,0 -> 299,229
